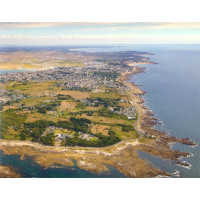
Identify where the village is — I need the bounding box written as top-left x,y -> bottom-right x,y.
0,50 -> 148,147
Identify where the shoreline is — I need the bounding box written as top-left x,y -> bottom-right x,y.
0,60 -> 196,178
0,165 -> 21,178
0,138 -> 170,178
0,66 -> 55,72
120,65 -> 196,168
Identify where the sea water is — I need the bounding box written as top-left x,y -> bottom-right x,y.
72,44 -> 200,177
1,44 -> 200,177
128,44 -> 200,177
0,150 -> 126,178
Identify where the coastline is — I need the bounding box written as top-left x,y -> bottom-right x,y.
0,66 -> 55,71
0,60 -> 196,178
0,138 -> 170,178
0,165 -> 21,178
120,65 -> 196,168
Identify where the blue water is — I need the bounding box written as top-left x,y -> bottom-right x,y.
128,44 -> 200,177
0,150 -> 126,178
71,44 -> 200,177
1,44 -> 200,177
0,70 -> 27,74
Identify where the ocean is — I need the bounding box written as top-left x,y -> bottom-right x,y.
0,150 -> 126,178
129,45 -> 200,178
72,44 -> 200,177
1,44 -> 200,177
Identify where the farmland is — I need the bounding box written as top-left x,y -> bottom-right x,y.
0,49 -> 150,148
0,81 -> 138,147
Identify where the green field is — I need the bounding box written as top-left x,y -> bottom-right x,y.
1,81 -> 138,147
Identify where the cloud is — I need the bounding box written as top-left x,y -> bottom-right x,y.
0,22 -> 126,30
81,22 -> 200,32
0,22 -> 71,30
136,22 -> 200,30
1,22 -> 200,36
1,33 -> 200,45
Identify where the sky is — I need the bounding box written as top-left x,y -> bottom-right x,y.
1,22 -> 200,45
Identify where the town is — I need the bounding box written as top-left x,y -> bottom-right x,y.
0,49 -> 150,147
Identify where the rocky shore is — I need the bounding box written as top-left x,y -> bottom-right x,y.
121,66 -> 196,169
0,139 -> 170,178
0,165 -> 21,178
0,62 -> 196,178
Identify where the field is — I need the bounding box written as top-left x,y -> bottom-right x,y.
4,81 -> 91,99
25,111 -> 60,123
91,92 -> 120,99
55,90 -> 90,99
4,82 -> 60,96
57,101 -> 77,112
0,51 -> 86,70
51,59 -> 85,67
1,81 -> 138,147
90,124 -> 110,136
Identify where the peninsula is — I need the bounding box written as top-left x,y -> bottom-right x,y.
0,47 -> 195,178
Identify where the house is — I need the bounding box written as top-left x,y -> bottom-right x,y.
57,134 -> 66,140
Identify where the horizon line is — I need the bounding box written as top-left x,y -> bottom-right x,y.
1,44 -> 200,47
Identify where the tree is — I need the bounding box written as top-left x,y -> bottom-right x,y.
38,107 -> 46,114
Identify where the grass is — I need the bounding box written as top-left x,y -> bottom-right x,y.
3,106 -> 18,112
89,138 -> 99,142
54,129 -> 75,136
91,92 -> 120,99
56,90 -> 90,99
112,126 -> 139,140
1,80 -> 138,144
4,81 -> 91,100
53,59 -> 85,67
77,113 -> 134,127
7,127 -> 20,135
25,111 -> 59,123
22,63 -> 42,69
20,96 -> 52,107
90,124 -> 110,136
5,82 -> 33,91
57,101 -> 77,112
1,109 -> 27,128
138,138 -> 153,144
0,57 -> 85,70
2,134 -> 19,140
117,102 -> 132,107
4,81 -> 60,96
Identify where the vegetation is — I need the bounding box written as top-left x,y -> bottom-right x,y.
97,107 -> 120,118
40,133 -> 55,146
0,103 -> 3,111
0,109 -> 27,135
57,94 -> 73,100
120,124 -> 135,132
64,129 -> 120,147
57,117 -> 91,133
1,81 -> 137,147
75,102 -> 85,109
20,120 -> 56,142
